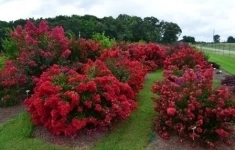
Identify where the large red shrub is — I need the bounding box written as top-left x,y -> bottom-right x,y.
10,20 -> 70,77
25,64 -> 137,137
0,20 -> 72,106
164,46 -> 209,71
152,47 -> 235,148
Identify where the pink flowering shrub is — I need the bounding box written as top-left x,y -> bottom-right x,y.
152,47 -> 235,147
25,64 -> 137,137
0,60 -> 27,106
10,20 -> 70,77
0,20 -> 72,106
164,46 -> 208,71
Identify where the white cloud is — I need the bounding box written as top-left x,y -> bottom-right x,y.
0,0 -> 235,42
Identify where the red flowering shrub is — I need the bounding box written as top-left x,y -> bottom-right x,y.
10,20 -> 70,77
25,64 -> 136,137
0,60 -> 27,106
99,49 -> 147,93
124,43 -> 166,71
221,75 -> 235,94
152,48 -> 235,147
0,20 -> 72,106
82,59 -> 112,78
68,38 -> 103,63
164,46 -> 209,71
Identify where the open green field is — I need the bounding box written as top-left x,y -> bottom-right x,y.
198,43 -> 235,51
203,51 -> 235,74
0,69 -> 163,150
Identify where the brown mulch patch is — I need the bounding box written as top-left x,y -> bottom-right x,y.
0,102 -> 26,124
146,132 -> 235,150
32,126 -> 107,149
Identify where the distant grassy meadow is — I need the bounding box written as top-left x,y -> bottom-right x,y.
200,43 -> 235,51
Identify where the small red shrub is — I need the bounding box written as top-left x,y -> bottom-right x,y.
0,60 -> 27,106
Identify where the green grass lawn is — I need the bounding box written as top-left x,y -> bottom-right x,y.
0,55 -> 7,69
206,52 -> 235,74
0,113 -> 70,150
91,70 -> 163,150
0,70 -> 163,150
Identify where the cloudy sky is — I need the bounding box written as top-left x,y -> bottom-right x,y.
0,0 -> 234,42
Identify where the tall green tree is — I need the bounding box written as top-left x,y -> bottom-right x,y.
0,14 -> 182,45
213,34 -> 220,43
141,16 -> 161,42
182,36 -> 195,44
160,22 -> 182,43
227,36 -> 235,43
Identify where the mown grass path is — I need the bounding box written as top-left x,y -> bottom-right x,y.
91,70 -> 163,150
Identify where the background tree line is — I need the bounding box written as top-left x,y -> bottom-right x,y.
212,34 -> 235,43
0,14 -> 182,50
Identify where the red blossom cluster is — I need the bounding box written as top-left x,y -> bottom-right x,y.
119,43 -> 166,71
68,38 -> 103,63
25,65 -> 137,137
10,20 -> 70,77
152,46 -> 235,147
0,60 -> 26,87
99,48 -> 147,93
0,20 -> 73,106
163,46 -> 208,70
0,60 -> 27,106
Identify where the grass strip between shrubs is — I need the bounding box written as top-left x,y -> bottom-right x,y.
0,113 -> 70,150
90,70 -> 163,150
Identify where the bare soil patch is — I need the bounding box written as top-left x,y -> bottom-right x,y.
0,102 -> 25,124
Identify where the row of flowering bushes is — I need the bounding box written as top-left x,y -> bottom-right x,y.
0,20 -> 166,107
0,20 -> 167,137
152,45 -> 235,148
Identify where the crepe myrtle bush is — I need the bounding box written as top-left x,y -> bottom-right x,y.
0,60 -> 27,107
117,42 -> 166,71
99,48 -> 147,93
152,48 -> 235,148
9,20 -> 71,78
163,46 -> 209,71
68,38 -> 103,64
25,64 -> 137,137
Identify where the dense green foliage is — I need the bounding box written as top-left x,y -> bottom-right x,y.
92,33 -> 116,49
181,35 -> 195,44
227,36 -> 235,43
0,14 -> 182,51
213,34 -> 220,43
